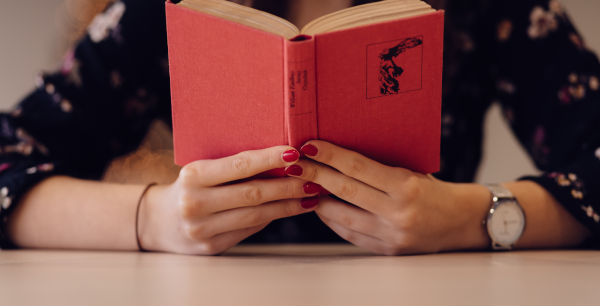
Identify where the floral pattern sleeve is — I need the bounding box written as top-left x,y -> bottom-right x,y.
487,0 -> 600,244
0,0 -> 171,248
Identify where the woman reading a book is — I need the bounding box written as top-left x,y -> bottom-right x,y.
0,0 -> 598,255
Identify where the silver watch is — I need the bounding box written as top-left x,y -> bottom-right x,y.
483,184 -> 526,250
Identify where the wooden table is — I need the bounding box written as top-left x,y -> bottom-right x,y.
1,244 -> 598,306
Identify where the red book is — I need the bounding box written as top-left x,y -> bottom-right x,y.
166,0 -> 444,173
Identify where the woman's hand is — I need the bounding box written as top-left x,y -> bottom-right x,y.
138,146 -> 320,255
285,140 -> 491,255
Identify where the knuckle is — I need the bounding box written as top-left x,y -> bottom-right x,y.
345,156 -> 366,177
338,182 -> 359,200
231,152 -> 252,175
275,180 -> 298,199
398,176 -> 423,203
189,223 -> 209,240
282,180 -> 299,198
388,211 -> 404,227
304,166 -> 319,182
241,185 -> 263,203
177,191 -> 196,219
178,165 -> 199,186
389,211 -> 415,232
382,217 -> 419,252
182,223 -> 200,241
338,214 -> 355,228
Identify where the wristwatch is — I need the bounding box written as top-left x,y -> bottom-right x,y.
483,184 -> 526,250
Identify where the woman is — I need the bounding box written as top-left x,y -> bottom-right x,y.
0,0 -> 597,255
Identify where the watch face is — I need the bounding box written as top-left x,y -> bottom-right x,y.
487,201 -> 525,246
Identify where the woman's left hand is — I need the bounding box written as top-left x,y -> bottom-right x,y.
285,140 -> 490,255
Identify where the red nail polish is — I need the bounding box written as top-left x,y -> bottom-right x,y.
300,144 -> 318,157
303,182 -> 322,194
301,197 -> 319,209
285,165 -> 303,176
282,150 -> 300,163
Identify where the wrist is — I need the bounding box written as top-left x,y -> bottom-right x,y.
502,181 -> 590,248
447,183 -> 491,251
137,183 -> 171,252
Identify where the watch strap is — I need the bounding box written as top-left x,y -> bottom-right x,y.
486,184 -> 515,200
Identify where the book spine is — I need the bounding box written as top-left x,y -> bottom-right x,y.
283,36 -> 318,148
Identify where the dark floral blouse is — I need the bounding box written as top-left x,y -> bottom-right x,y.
0,0 -> 599,247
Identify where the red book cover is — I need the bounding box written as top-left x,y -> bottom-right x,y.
166,1 -> 444,173
315,11 -> 444,173
166,2 -> 287,164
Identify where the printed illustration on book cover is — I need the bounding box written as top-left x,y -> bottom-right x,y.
367,36 -> 424,99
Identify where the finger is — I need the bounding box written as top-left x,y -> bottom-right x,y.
315,197 -> 384,239
189,199 -> 318,239
286,160 -> 391,216
196,223 -> 268,255
317,214 -> 390,255
300,140 -> 403,191
182,146 -> 300,187
182,178 -> 320,217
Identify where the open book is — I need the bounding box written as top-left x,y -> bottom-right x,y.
166,0 -> 444,173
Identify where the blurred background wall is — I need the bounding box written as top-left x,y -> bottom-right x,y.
0,0 -> 598,183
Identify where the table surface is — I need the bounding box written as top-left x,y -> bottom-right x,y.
1,244 -> 599,306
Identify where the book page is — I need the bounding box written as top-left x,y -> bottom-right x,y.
178,0 -> 434,39
302,0 -> 433,35
180,0 -> 299,39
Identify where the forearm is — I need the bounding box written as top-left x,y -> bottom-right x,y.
453,180 -> 591,250
7,176 -> 147,251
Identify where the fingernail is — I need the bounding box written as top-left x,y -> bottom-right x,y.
301,197 -> 319,209
285,165 -> 303,176
282,149 -> 300,163
300,144 -> 318,157
303,182 -> 322,194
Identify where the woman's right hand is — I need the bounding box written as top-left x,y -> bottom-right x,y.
137,146 -> 320,255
